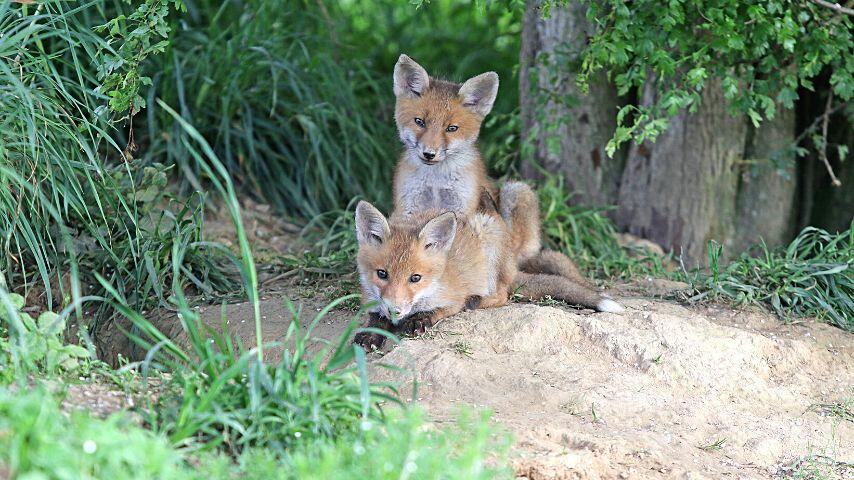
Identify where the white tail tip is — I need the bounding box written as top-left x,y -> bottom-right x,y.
597,298 -> 624,313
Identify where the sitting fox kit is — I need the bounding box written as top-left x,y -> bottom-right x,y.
392,54 -> 542,264
392,54 -> 497,217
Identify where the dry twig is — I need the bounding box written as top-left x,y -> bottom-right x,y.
819,91 -> 842,187
810,0 -> 854,16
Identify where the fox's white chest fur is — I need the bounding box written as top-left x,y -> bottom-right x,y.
397,158 -> 477,216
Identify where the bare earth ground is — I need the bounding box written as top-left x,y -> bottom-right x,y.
373,299 -> 852,479
160,284 -> 850,480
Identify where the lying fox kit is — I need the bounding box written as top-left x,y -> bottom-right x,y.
354,200 -> 515,349
353,200 -> 622,350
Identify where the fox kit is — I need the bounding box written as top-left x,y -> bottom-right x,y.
392,53 -> 540,262
353,200 -> 515,349
353,199 -> 621,350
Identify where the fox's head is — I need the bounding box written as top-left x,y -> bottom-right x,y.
393,54 -> 498,166
355,201 -> 457,322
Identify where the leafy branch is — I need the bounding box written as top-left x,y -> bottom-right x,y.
574,0 -> 853,155
95,0 -> 186,116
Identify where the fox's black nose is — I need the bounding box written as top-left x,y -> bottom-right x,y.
423,151 -> 436,160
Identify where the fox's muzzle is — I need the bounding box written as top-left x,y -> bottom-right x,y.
382,298 -> 412,324
418,145 -> 443,165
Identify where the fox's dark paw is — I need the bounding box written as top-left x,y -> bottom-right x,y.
464,295 -> 482,310
354,330 -> 386,351
400,311 -> 434,336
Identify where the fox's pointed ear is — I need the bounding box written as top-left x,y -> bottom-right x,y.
394,54 -> 430,98
419,212 -> 457,253
355,201 -> 390,246
458,72 -> 499,117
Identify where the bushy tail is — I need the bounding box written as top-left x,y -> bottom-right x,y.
499,181 -> 623,313
499,181 -> 541,263
513,272 -> 623,313
520,249 -> 592,288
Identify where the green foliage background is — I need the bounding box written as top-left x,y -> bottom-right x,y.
577,0 -> 853,155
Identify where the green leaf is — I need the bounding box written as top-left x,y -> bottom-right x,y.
9,293 -> 25,310
38,312 -> 65,336
747,109 -> 762,128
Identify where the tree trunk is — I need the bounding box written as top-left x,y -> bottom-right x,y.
519,0 -> 622,208
517,4 -> 841,265
615,79 -> 747,265
731,107 -> 798,252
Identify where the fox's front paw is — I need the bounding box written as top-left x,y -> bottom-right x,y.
464,295 -> 482,310
400,311 -> 435,336
354,330 -> 386,351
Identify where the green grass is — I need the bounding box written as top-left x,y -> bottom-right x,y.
536,172 -> 853,331
1,91 -> 512,477
698,438 -> 726,452
112,289 -> 396,455
538,174 -> 673,279
279,408 -> 510,480
684,222 -> 853,331
451,341 -> 474,358
144,0 -> 395,220
91,101 -> 391,455
279,203 -> 361,278
0,1 -> 238,337
782,455 -> 854,480
0,385 -> 510,480
808,401 -> 853,423
0,387 -> 191,479
134,0 -> 523,220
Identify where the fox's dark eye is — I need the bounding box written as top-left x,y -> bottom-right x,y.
409,274 -> 421,283
377,269 -> 388,279
446,125 -> 458,132
414,117 -> 426,128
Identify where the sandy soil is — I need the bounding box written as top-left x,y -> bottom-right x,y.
166,286 -> 852,479
372,299 -> 853,479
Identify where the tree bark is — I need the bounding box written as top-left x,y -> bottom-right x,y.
519,0 -> 622,208
731,107 -> 798,252
517,3 -> 839,265
615,79 -> 747,265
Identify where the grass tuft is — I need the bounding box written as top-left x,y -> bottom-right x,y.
538,174 -> 672,279
684,222 -> 853,331
0,1 -> 238,337
698,438 -> 727,452
145,0 -> 396,220
0,385 -> 510,480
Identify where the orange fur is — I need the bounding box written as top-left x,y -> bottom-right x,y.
391,55 -> 498,219
355,202 -> 514,331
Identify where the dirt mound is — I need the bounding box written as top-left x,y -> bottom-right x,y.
138,285 -> 852,479
373,299 -> 853,479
